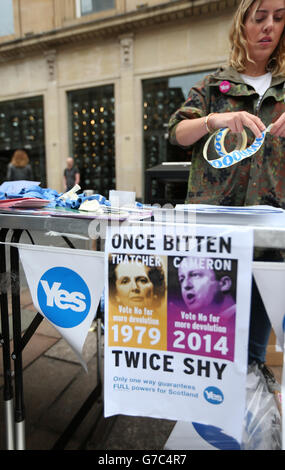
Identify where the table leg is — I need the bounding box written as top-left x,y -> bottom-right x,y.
0,228 -> 15,450
10,229 -> 25,450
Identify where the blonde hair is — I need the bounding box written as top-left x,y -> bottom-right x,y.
229,0 -> 285,76
11,149 -> 29,168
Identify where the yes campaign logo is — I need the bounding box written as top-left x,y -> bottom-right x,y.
203,386 -> 224,405
37,267 -> 91,328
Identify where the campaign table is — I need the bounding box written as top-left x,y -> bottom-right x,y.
1,207 -> 285,450
0,210 -> 116,450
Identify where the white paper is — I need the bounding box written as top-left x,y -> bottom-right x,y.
104,223 -> 253,446
175,204 -> 283,214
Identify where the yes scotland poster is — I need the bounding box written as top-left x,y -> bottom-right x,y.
104,223 -> 253,446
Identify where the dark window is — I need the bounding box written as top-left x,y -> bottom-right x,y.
142,71 -> 214,203
68,85 -> 115,197
0,95 -> 46,185
80,0 -> 115,15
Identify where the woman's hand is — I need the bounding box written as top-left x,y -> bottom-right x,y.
208,111 -> 266,138
270,113 -> 285,137
175,111 -> 266,147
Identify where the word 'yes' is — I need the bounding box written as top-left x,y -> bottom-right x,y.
40,281 -> 86,312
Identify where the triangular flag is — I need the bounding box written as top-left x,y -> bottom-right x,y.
253,261 -> 285,350
18,243 -> 104,371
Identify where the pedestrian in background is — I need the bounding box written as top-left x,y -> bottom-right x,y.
6,149 -> 33,181
63,157 -> 80,191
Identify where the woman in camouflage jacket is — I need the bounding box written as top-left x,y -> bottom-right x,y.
169,0 -> 285,208
168,0 -> 285,366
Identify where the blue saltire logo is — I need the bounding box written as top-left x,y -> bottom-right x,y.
192,422 -> 241,450
37,266 -> 91,328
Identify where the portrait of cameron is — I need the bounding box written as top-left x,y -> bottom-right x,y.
177,256 -> 237,319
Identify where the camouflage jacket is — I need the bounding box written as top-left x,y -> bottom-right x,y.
168,67 -> 285,207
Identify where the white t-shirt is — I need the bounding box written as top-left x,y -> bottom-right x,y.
241,72 -> 272,97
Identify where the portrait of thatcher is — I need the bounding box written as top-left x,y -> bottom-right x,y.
108,254 -> 166,310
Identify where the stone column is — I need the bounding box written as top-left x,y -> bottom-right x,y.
116,34 -> 142,195
43,49 -> 62,192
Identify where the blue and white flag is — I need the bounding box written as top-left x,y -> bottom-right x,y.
19,244 -> 104,370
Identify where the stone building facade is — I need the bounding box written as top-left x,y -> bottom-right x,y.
0,0 -> 238,198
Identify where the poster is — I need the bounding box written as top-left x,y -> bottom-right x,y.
104,223 -> 253,445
